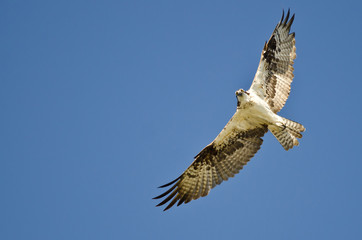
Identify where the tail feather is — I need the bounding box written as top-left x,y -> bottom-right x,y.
269,118 -> 305,151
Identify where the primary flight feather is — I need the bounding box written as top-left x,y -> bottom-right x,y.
154,9 -> 305,211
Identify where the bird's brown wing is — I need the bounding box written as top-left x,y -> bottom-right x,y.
250,10 -> 296,113
154,125 -> 268,211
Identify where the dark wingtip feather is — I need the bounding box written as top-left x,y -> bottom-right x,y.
153,184 -> 177,199
154,175 -> 185,210
280,9 -> 285,23
163,196 -> 180,211
177,194 -> 188,206
286,13 -> 295,30
284,9 -> 290,25
158,175 -> 181,188
156,188 -> 178,207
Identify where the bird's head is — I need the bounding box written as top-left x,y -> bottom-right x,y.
235,89 -> 250,107
235,88 -> 250,98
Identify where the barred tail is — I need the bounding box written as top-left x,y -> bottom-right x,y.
269,118 -> 305,151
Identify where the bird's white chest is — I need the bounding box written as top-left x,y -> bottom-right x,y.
213,94 -> 277,147
236,94 -> 276,125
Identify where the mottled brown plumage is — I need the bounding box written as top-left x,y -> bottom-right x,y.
251,10 -> 296,113
154,9 -> 304,211
154,126 -> 268,211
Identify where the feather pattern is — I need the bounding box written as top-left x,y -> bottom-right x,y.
250,9 -> 296,113
154,9 -> 304,211
154,126 -> 267,211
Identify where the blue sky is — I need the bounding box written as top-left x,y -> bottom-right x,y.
2,0 -> 362,239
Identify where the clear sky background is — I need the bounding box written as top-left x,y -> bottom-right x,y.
2,0 -> 362,239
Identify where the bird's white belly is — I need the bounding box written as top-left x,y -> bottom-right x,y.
237,96 -> 279,126
235,107 -> 269,129
213,100 -> 278,147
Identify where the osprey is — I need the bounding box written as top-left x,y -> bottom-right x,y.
154,10 -> 305,211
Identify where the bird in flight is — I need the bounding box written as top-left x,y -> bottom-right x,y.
154,10 -> 305,211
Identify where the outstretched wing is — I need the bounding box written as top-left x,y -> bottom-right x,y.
154,124 -> 268,211
250,10 -> 296,113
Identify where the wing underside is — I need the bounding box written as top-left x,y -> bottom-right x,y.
154,125 -> 268,211
154,10 -> 299,211
250,10 -> 296,113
